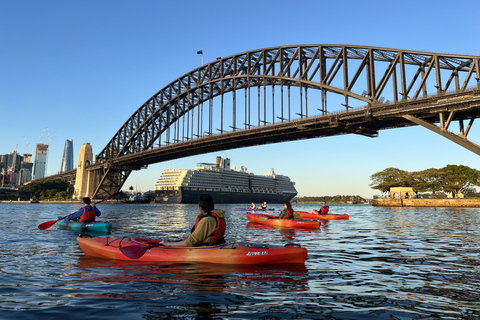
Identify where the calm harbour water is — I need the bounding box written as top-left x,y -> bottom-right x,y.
0,202 -> 479,319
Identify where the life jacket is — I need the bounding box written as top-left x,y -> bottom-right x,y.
281,209 -> 294,219
193,211 -> 226,245
79,206 -> 96,222
320,206 -> 329,214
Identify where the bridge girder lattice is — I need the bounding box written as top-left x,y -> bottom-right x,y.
80,44 -> 480,198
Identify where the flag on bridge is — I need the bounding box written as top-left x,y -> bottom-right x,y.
197,50 -> 203,55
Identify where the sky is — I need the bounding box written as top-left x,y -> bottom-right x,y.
1,0 -> 480,199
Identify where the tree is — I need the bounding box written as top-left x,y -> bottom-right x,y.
440,165 -> 480,197
19,179 -> 71,200
369,167 -> 412,193
411,168 -> 444,194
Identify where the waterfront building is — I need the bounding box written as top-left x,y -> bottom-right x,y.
0,151 -> 33,186
33,144 -> 49,180
60,139 -> 74,173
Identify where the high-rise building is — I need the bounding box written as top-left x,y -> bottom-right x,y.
20,153 -> 33,185
0,151 -> 32,186
60,139 -> 74,173
33,144 -> 49,180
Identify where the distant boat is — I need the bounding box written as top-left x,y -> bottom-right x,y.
123,193 -> 150,204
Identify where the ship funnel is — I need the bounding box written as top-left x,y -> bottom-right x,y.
216,156 -> 222,167
223,158 -> 231,169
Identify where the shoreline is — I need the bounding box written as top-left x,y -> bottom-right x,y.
373,198 -> 480,208
0,200 -> 123,204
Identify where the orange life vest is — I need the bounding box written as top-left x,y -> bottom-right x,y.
79,207 -> 96,222
193,212 -> 226,245
320,205 -> 329,214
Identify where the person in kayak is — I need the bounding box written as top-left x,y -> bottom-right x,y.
278,201 -> 294,219
309,201 -> 329,215
67,197 -> 101,222
250,202 -> 256,209
163,193 -> 226,247
261,202 -> 268,209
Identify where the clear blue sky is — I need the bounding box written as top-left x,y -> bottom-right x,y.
1,0 -> 479,198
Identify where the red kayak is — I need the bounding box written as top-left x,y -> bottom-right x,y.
245,213 -> 320,229
293,211 -> 350,220
77,236 -> 307,265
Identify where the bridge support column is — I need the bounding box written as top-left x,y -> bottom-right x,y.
73,143 -> 95,200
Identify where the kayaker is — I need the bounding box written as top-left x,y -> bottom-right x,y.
163,194 -> 226,247
278,201 -> 294,219
309,201 -> 329,215
261,202 -> 267,209
67,197 -> 101,222
250,202 -> 256,209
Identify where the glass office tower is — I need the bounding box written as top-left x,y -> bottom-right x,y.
60,139 -> 74,173
33,143 -> 48,180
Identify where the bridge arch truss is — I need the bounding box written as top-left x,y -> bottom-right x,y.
91,45 -> 480,198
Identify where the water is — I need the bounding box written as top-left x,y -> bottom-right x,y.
1,203 -> 479,319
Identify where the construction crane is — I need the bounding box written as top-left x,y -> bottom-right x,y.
8,164 -> 16,184
24,136 -> 30,154
1,168 -> 5,187
39,127 -> 51,145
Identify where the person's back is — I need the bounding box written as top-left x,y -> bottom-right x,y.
163,194 -> 226,247
187,208 -> 226,246
67,197 -> 101,222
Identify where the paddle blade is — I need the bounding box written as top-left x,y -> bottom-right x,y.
120,244 -> 150,259
38,220 -> 58,230
120,242 -> 164,259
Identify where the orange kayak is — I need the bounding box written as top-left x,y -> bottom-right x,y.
77,236 -> 307,265
293,211 -> 350,220
245,213 -> 320,229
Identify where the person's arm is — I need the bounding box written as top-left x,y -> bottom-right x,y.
93,204 -> 101,217
67,208 -> 84,221
163,239 -> 187,247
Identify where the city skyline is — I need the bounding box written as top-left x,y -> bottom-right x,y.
1,1 -> 479,198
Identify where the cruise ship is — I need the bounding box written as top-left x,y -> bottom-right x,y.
154,157 -> 297,203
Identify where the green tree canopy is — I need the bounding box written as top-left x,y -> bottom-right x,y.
369,167 -> 412,193
370,165 -> 480,197
440,164 -> 480,197
410,168 -> 444,194
19,179 -> 71,200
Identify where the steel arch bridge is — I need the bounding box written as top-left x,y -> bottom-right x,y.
59,44 -> 480,198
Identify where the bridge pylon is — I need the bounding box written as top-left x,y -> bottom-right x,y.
73,143 -> 95,200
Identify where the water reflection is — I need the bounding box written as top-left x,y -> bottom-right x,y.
2,203 -> 480,319
74,256 -> 309,294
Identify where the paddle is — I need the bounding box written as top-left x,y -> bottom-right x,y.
37,192 -> 120,230
120,242 -> 164,259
